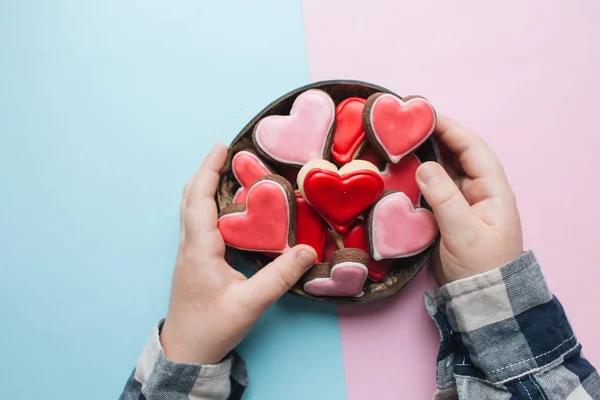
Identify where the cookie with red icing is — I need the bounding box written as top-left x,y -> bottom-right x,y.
331,97 -> 367,165
262,191 -> 328,260
253,89 -> 336,167
364,93 -> 436,164
297,159 -> 384,234
294,191 -> 328,261
358,144 -> 386,170
366,191 -> 438,260
303,248 -> 369,298
218,175 -> 296,253
232,150 -> 273,204
381,154 -> 422,206
343,221 -> 394,281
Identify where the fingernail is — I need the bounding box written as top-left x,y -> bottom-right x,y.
418,162 -> 441,185
297,248 -> 317,267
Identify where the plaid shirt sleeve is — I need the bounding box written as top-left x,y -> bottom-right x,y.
119,320 -> 248,400
425,250 -> 600,399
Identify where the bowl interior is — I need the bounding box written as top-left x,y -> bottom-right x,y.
216,80 -> 441,304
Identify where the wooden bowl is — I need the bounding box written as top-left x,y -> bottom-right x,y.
217,80 -> 442,304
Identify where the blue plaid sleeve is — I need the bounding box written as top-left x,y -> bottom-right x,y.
119,320 -> 248,400
425,250 -> 600,399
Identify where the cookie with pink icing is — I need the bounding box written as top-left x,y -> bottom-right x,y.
253,89 -> 336,167
366,191 -> 438,260
218,175 -> 296,253
303,248 -> 369,298
231,150 -> 273,204
364,93 -> 436,164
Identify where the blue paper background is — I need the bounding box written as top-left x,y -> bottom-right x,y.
0,1 -> 347,398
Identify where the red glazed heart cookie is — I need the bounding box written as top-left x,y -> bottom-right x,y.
295,191 -> 328,262
367,191 -> 438,260
358,144 -> 386,170
304,248 -> 369,298
343,221 -> 394,281
364,93 -> 436,164
218,175 -> 296,253
331,97 -> 366,165
297,159 -> 384,233
253,89 -> 336,167
381,154 -> 422,206
232,150 -> 273,204
262,192 -> 328,260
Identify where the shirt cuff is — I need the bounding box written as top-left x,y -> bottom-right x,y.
134,320 -> 248,399
425,251 -> 579,385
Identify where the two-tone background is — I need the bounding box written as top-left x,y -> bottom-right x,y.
1,1 -> 599,399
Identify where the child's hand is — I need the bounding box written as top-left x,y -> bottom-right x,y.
160,143 -> 317,365
416,116 -> 524,285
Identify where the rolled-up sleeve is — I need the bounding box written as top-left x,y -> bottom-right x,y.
425,251 -> 600,399
120,321 -> 247,400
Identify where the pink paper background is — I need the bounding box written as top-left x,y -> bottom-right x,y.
302,0 -> 600,398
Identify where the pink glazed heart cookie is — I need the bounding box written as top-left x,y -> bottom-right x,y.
304,248 -> 369,298
218,175 -> 296,253
253,89 -> 336,167
364,93 -> 436,164
366,191 -> 438,260
381,154 -> 422,206
231,150 -> 273,204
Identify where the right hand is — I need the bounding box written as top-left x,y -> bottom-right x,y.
415,115 -> 524,285
161,143 -> 317,365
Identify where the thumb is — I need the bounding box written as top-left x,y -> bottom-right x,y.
244,245 -> 317,311
416,162 -> 476,236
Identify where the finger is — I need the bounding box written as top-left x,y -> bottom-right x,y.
434,115 -> 505,181
416,162 -> 479,236
179,181 -> 192,237
185,143 -> 228,234
441,159 -> 461,186
188,142 -> 229,200
437,139 -> 465,177
243,245 -> 317,311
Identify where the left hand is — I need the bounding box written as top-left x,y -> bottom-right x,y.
160,143 -> 317,365
415,115 -> 524,284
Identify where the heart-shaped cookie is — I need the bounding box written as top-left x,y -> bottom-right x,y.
381,154 -> 421,206
367,191 -> 438,260
262,192 -> 328,260
298,159 -> 384,233
358,144 -> 386,170
218,175 -> 296,253
364,93 -> 436,164
343,221 -> 394,281
304,248 -> 369,297
253,89 -> 336,167
232,151 -> 273,204
331,97 -> 366,165
295,192 -> 328,262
